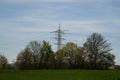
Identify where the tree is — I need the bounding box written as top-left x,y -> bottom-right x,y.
16,49 -> 34,69
26,41 -> 41,68
55,49 -> 68,69
16,40 -> 54,69
55,42 -> 84,69
47,53 -> 56,69
83,33 -> 115,69
0,54 -> 8,69
40,40 -> 53,68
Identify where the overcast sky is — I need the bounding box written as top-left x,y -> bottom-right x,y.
0,0 -> 120,64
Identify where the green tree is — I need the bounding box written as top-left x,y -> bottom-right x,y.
0,54 -> 8,69
47,53 -> 56,69
56,42 -> 84,69
40,40 -> 53,68
55,49 -> 67,69
16,49 -> 33,69
83,33 -> 115,69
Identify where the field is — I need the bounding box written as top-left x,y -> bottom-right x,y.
0,69 -> 120,80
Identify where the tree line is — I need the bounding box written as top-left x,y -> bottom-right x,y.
0,33 -> 115,70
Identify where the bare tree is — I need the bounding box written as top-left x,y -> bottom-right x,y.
83,33 -> 115,69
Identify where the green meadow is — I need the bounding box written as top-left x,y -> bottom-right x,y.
0,70 -> 120,80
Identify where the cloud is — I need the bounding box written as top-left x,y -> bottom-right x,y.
13,15 -> 120,34
0,0 -> 97,3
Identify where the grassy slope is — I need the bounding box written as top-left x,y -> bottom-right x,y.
0,70 -> 119,80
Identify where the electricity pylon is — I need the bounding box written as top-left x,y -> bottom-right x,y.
51,24 -> 65,51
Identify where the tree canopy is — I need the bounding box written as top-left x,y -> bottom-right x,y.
2,33 -> 115,70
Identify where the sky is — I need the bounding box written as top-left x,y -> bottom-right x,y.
0,0 -> 120,65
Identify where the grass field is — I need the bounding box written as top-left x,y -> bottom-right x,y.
0,69 -> 120,80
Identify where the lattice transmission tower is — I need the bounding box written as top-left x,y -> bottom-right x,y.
51,24 -> 66,51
